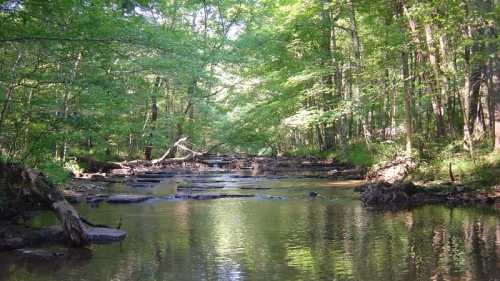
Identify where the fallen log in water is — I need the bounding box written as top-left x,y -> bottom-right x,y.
0,161 -> 126,249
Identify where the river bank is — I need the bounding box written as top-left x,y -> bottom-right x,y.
356,181 -> 500,209
354,156 -> 500,210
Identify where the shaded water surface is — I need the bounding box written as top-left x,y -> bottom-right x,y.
0,176 -> 498,281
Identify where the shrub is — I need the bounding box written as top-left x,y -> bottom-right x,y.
36,161 -> 70,185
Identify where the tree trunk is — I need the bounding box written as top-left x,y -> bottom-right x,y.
401,51 -> 413,156
424,23 -> 446,136
347,0 -> 370,146
438,33 -> 456,136
0,52 -> 22,132
0,162 -> 89,246
59,51 -> 83,162
144,77 -> 161,160
490,36 -> 500,150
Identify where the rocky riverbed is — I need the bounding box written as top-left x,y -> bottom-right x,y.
62,155 -> 364,205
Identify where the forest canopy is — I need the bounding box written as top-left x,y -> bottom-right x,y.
0,0 -> 499,181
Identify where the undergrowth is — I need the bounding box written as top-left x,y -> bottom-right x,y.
35,161 -> 71,185
410,140 -> 500,190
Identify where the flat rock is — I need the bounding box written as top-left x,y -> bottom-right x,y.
144,171 -> 176,176
127,182 -> 154,188
106,194 -> 153,203
136,178 -> 163,183
239,186 -> 271,190
164,194 -> 255,200
229,175 -> 255,178
256,195 -> 287,200
85,227 -> 126,242
86,194 -> 109,203
136,174 -> 173,179
184,179 -> 227,183
177,184 -> 225,189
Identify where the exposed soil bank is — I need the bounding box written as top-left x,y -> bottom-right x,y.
351,156 -> 500,209
356,181 -> 500,209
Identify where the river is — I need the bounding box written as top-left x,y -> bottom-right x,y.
0,174 -> 498,281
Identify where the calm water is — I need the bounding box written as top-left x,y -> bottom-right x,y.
0,176 -> 499,281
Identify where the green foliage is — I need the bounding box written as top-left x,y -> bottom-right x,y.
36,161 -> 70,185
336,144 -> 374,168
0,0 -> 497,194
410,141 -> 500,189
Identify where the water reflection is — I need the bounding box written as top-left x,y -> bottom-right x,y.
0,179 -> 498,281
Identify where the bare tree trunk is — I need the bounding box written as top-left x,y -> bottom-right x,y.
439,33 -> 456,135
0,52 -> 22,132
424,23 -> 446,136
347,0 -> 371,147
145,77 -> 161,160
59,51 -> 83,162
401,51 -> 413,156
0,162 -> 89,246
489,31 -> 500,150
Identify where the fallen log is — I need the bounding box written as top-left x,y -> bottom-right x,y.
152,137 -> 190,165
365,156 -> 416,184
0,161 -> 125,247
119,137 -> 203,168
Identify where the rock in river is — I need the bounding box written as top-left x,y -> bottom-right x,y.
15,248 -> 66,260
106,194 -> 153,203
86,227 -> 127,242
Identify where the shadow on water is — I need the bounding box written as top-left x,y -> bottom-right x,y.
0,177 -> 498,281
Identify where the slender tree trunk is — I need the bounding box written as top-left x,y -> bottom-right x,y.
59,51 -> 82,162
483,1 -> 499,150
21,88 -> 34,156
347,0 -> 370,146
144,76 -> 161,160
320,0 -> 341,149
401,51 -> 413,156
439,33 -> 456,135
0,52 -> 22,132
424,23 -> 446,136
494,72 -> 500,150
461,25 -> 475,155
397,2 -> 413,156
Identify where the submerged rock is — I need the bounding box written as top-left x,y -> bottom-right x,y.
239,186 -> 271,190
86,194 -> 109,203
0,226 -> 65,251
256,195 -> 287,200
13,247 -> 94,262
177,184 -> 225,189
106,194 -> 153,203
15,248 -> 66,259
309,191 -> 318,197
164,194 -> 255,200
